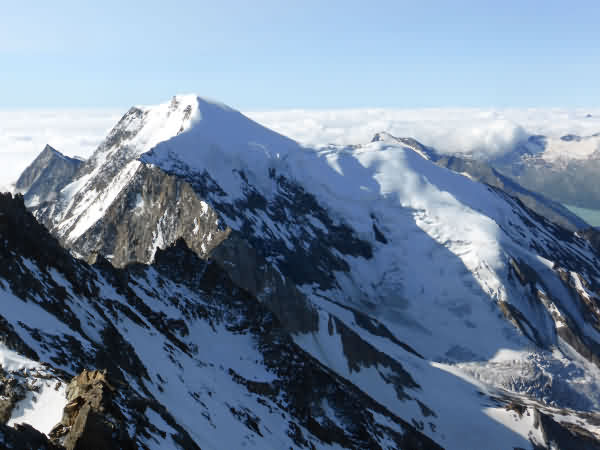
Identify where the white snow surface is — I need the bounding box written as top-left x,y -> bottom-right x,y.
141,96 -> 301,199
8,380 -> 67,436
0,343 -> 67,436
0,343 -> 39,372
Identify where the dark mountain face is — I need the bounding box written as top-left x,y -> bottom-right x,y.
582,228 -> 600,253
9,96 -> 600,448
496,157 -> 600,210
0,193 -> 442,449
15,145 -> 83,208
487,133 -> 600,211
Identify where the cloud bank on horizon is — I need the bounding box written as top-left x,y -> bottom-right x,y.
0,109 -> 121,190
2,106 -> 600,190
248,108 -> 600,157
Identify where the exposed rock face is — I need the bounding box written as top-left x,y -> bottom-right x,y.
0,193 -> 440,449
49,370 -> 135,450
0,422 -> 62,449
582,227 -> 600,253
67,164 -> 230,266
15,145 -> 82,208
0,369 -> 27,424
35,161 -> 321,334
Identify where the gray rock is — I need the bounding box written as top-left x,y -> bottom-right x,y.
49,369 -> 135,450
15,145 -> 82,208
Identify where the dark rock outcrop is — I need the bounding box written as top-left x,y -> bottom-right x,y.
0,422 -> 62,450
0,193 -> 441,448
582,227 -> 600,253
0,370 -> 26,424
534,408 -> 600,450
15,145 -> 82,207
49,370 -> 135,450
66,164 -> 230,266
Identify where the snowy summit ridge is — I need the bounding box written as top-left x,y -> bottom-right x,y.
39,94 -> 307,242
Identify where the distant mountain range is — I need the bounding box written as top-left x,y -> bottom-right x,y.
4,95 -> 600,449
476,132 -> 600,212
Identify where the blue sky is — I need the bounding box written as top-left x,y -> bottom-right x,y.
1,1 -> 599,109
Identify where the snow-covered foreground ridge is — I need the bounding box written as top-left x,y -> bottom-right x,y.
14,95 -> 600,448
0,193 -> 441,449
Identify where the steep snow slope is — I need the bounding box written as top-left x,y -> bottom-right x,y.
1,193 -> 443,449
38,95 -> 201,243
369,133 -> 589,232
23,95 -> 600,448
0,343 -> 67,435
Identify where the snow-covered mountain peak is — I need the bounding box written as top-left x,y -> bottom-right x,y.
14,144 -> 83,208
370,131 -> 397,142
367,132 -> 438,162
139,96 -> 303,199
542,133 -> 600,163
41,143 -> 60,155
115,94 -> 299,163
34,95 -> 307,242
95,94 -> 200,160
162,93 -> 235,112
87,94 -> 302,177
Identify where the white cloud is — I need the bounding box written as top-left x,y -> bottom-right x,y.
247,107 -> 600,157
2,105 -> 599,191
0,109 -> 120,190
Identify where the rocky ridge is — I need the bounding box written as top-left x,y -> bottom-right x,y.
0,193 -> 441,449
